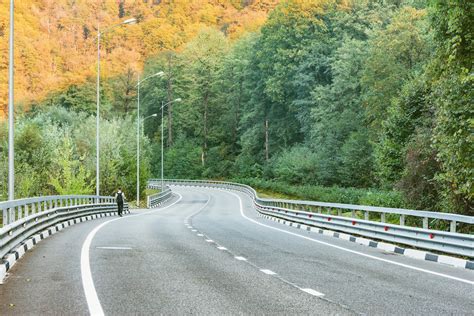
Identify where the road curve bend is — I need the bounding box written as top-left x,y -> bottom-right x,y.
0,186 -> 472,315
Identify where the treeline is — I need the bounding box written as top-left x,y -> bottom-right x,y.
0,107 -> 151,201
0,0 -> 276,118
138,0 -> 472,214
1,0 -> 471,215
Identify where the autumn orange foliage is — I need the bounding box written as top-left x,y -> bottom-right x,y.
0,0 -> 280,119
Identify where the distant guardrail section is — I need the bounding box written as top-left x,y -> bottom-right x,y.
145,185 -> 173,208
151,179 -> 473,258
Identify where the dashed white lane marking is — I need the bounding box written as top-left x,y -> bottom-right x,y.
223,190 -> 474,286
191,229 -> 197,232
181,188 -> 355,308
181,188 -> 336,303
96,247 -> 132,250
301,288 -> 325,297
81,194 -> 183,316
197,234 -> 204,237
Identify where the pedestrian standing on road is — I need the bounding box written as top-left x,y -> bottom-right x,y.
115,188 -> 126,217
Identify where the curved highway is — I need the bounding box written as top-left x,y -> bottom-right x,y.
1,187 -> 473,315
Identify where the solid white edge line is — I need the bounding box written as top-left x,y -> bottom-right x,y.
223,190 -> 474,286
96,247 -> 133,250
81,193 -> 183,316
235,256 -> 247,261
81,220 -> 112,316
260,269 -> 276,275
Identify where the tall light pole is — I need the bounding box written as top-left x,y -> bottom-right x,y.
136,72 -> 164,206
160,98 -> 182,191
136,113 -> 158,207
96,18 -> 136,197
8,0 -> 14,201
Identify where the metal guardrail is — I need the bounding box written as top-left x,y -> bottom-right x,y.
146,185 -> 173,208
1,195 -> 115,226
0,195 -> 127,259
152,179 -> 474,258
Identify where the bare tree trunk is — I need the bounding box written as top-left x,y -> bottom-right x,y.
167,55 -> 173,147
265,118 -> 269,161
202,93 -> 209,167
233,80 -> 242,153
124,68 -> 134,114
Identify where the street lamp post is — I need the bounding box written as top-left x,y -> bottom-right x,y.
136,72 -> 164,206
136,113 -> 158,207
160,98 -> 182,191
8,0 -> 14,201
96,18 -> 136,198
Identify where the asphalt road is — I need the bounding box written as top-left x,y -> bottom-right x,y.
1,186 -> 473,315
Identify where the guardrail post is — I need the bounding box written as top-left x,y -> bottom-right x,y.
24,204 -> 29,217
337,209 -> 342,216
351,210 -> 355,218
423,217 -> 429,229
400,214 -> 405,226
9,207 -> 15,224
364,211 -> 369,221
17,205 -> 22,220
2,208 -> 6,226
381,213 -> 386,223
450,221 -> 456,233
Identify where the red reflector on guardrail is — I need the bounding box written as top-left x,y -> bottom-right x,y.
429,233 -> 435,239
352,221 -> 356,225
384,226 -> 389,231
328,217 -> 332,221
308,214 -> 312,218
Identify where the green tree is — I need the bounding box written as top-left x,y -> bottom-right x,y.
49,135 -> 93,195
181,28 -> 229,169
428,0 -> 473,214
362,7 -> 430,134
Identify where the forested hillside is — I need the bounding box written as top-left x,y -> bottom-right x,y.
0,0 -> 472,215
0,0 -> 278,117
